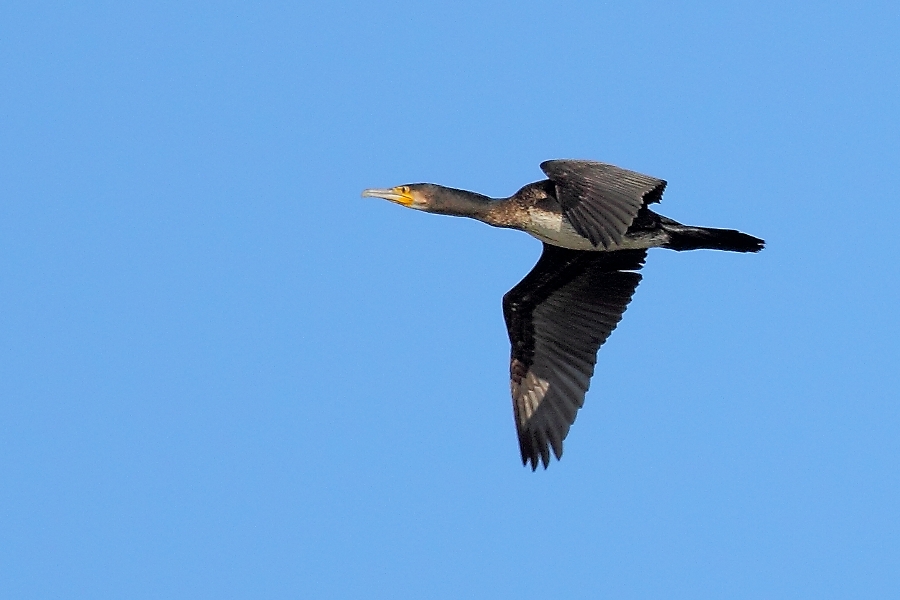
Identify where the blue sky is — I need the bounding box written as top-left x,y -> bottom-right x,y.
1,1 -> 898,598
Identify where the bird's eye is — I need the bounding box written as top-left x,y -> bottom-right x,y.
401,186 -> 410,194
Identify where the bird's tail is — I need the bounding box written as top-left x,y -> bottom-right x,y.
661,220 -> 765,253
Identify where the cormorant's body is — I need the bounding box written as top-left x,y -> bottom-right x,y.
363,160 -> 763,470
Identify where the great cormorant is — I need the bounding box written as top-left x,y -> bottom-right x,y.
363,160 -> 763,470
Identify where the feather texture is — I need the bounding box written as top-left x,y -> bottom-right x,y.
502,244 -> 646,469
541,160 -> 667,249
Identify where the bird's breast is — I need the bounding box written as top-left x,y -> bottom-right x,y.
524,208 -> 602,250
523,208 -> 669,251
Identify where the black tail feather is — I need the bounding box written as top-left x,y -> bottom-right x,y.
663,225 -> 764,253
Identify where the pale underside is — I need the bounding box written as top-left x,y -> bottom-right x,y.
524,208 -> 667,251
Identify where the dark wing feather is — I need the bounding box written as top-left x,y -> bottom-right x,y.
502,244 -> 646,470
540,160 -> 667,249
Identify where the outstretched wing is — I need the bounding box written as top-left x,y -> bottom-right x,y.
502,244 -> 647,470
540,159 -> 667,249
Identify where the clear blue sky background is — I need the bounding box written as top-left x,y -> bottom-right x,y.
2,1 -> 898,598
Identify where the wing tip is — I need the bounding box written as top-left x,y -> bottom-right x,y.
518,429 -> 560,471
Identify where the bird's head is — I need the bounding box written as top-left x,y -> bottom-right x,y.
361,183 -> 437,211
362,183 -> 492,218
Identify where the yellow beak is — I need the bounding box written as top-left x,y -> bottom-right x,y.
361,187 -> 415,207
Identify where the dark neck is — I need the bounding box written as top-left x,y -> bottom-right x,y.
431,187 -> 495,219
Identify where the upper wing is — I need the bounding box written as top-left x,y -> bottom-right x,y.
540,159 -> 667,249
502,244 -> 646,470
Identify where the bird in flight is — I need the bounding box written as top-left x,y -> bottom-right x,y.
363,160 -> 764,470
